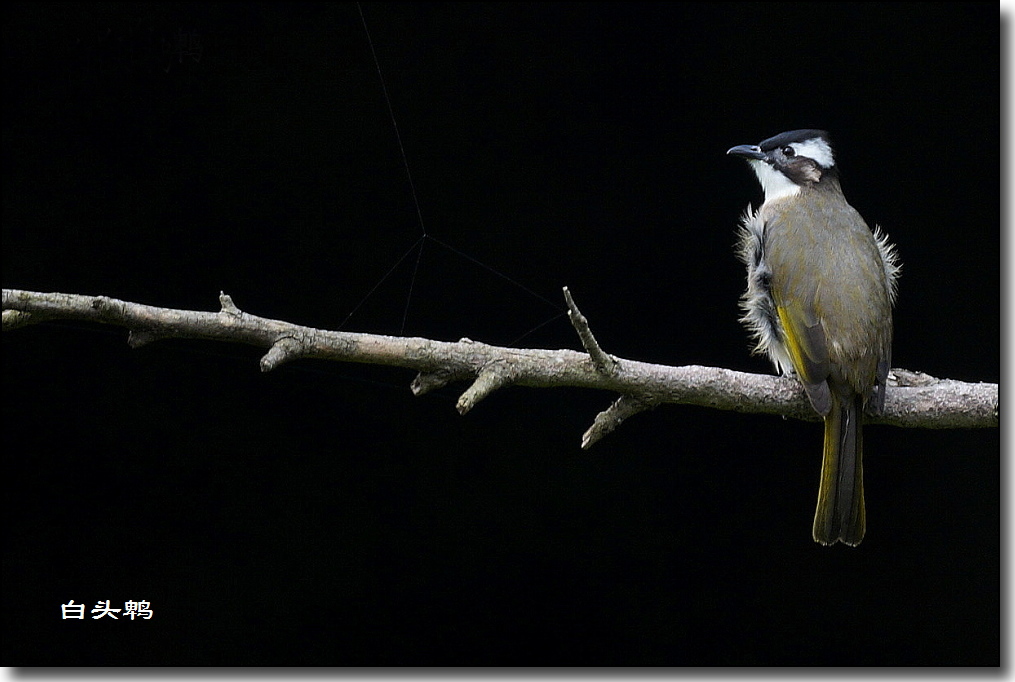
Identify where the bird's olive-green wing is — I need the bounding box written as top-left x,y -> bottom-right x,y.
775,300 -> 832,416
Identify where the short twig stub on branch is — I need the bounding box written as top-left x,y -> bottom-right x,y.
564,286 -> 618,375
2,288 -> 999,446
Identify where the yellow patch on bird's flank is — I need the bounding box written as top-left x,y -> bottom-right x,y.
776,305 -> 809,382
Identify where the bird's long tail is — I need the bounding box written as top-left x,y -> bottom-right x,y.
812,391 -> 865,546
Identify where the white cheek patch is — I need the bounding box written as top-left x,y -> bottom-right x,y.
750,160 -> 801,202
790,138 -> 835,169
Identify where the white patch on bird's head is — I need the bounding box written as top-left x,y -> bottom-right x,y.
749,159 -> 801,202
788,137 -> 835,169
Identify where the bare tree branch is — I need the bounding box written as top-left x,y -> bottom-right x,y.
3,288 -> 998,446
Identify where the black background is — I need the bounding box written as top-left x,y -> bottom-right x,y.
2,2 -> 999,666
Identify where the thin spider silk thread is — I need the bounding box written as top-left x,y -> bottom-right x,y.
353,4 -> 565,341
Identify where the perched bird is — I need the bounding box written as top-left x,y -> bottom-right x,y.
727,130 -> 899,546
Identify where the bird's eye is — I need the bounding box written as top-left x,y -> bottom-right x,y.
782,146 -> 795,157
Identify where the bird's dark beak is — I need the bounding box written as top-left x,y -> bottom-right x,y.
727,144 -> 765,160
